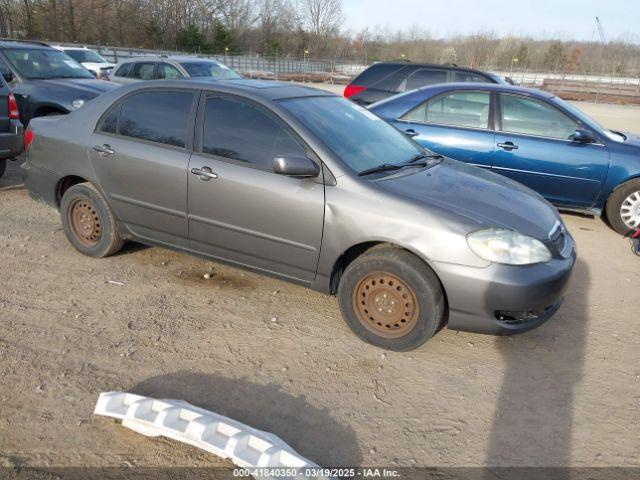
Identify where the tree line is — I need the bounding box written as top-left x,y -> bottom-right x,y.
1,0 -> 639,76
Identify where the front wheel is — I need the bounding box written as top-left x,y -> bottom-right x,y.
60,182 -> 124,257
0,159 -> 5,179
605,179 -> 640,235
338,246 -> 445,351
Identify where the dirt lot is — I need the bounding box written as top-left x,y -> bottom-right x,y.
1,99 -> 639,472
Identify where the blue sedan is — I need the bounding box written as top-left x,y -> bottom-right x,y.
369,83 -> 640,234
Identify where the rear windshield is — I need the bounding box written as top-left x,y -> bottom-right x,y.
181,61 -> 241,79
4,48 -> 94,80
352,63 -> 407,88
280,96 -> 423,174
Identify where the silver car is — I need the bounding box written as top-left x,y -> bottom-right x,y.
109,55 -> 241,85
21,80 -> 575,351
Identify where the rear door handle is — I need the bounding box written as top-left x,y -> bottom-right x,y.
497,141 -> 519,151
404,129 -> 419,138
93,144 -> 115,155
191,166 -> 218,181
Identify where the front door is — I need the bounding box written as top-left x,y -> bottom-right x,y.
89,88 -> 197,247
493,93 -> 609,209
394,90 -> 495,168
187,95 -> 325,282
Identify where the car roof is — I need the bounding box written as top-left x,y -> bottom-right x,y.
117,55 -> 222,64
369,60 -> 495,75
125,78 -> 336,101
416,82 -> 555,99
0,38 -> 52,50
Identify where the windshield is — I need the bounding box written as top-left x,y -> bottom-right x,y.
181,61 -> 241,79
5,48 -> 94,80
280,96 -> 425,174
64,49 -> 108,64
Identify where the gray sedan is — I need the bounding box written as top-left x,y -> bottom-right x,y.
21,79 -> 575,351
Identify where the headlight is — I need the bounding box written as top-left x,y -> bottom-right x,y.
71,99 -> 85,109
467,229 -> 552,265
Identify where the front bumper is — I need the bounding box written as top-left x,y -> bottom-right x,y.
433,243 -> 576,335
0,119 -> 24,160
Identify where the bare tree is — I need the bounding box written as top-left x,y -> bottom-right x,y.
297,0 -> 342,57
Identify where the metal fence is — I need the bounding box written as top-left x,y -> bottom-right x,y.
56,42 -> 640,87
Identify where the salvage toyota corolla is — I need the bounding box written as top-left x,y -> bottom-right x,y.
21,79 -> 576,351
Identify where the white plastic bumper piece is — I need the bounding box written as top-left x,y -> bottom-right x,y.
94,391 -> 332,479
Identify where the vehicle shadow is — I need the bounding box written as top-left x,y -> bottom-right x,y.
0,156 -> 24,190
131,372 -> 362,467
485,258 -> 588,470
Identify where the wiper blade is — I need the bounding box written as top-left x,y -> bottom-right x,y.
357,163 -> 403,176
405,153 -> 444,164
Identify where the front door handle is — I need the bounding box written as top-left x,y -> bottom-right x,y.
497,141 -> 519,151
404,129 -> 419,138
93,144 -> 115,156
191,166 -> 218,181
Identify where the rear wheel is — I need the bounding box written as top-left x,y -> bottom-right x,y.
0,159 -> 5,179
338,246 -> 445,351
60,182 -> 123,257
605,179 -> 640,235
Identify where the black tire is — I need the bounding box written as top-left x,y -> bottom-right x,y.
60,182 -> 124,257
605,179 -> 640,235
338,246 -> 445,351
0,159 -> 5,179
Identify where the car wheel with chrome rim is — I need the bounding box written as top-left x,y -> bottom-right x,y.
338,246 -> 445,351
606,179 -> 640,235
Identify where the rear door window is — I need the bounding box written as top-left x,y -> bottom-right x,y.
454,71 -> 490,83
403,91 -> 491,129
117,90 -> 194,148
158,63 -> 183,79
401,68 -> 448,91
131,62 -> 157,80
202,96 -> 306,171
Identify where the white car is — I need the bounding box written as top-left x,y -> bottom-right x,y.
52,46 -> 116,79
109,55 -> 241,85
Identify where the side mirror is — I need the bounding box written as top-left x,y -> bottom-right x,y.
273,155 -> 319,178
2,71 -> 13,83
570,129 -> 596,144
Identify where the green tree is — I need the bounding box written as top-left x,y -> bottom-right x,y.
211,20 -> 233,53
176,25 -> 210,53
543,41 -> 566,72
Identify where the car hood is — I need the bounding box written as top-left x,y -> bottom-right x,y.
29,78 -> 117,99
375,158 -> 560,239
616,131 -> 640,147
82,62 -> 116,70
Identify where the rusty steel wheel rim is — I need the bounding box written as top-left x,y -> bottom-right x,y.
352,271 -> 419,338
68,197 -> 102,247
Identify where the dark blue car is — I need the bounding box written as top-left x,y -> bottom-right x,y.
369,83 -> 640,234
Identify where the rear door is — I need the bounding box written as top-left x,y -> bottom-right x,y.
88,88 -> 197,247
187,94 -> 325,282
393,90 -> 495,168
493,93 -> 609,208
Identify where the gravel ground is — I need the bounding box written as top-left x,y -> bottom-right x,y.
0,98 -> 639,472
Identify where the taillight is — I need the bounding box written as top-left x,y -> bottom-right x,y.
8,92 -> 19,119
24,129 -> 34,150
344,84 -> 366,98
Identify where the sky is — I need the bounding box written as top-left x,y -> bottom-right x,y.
341,0 -> 640,43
